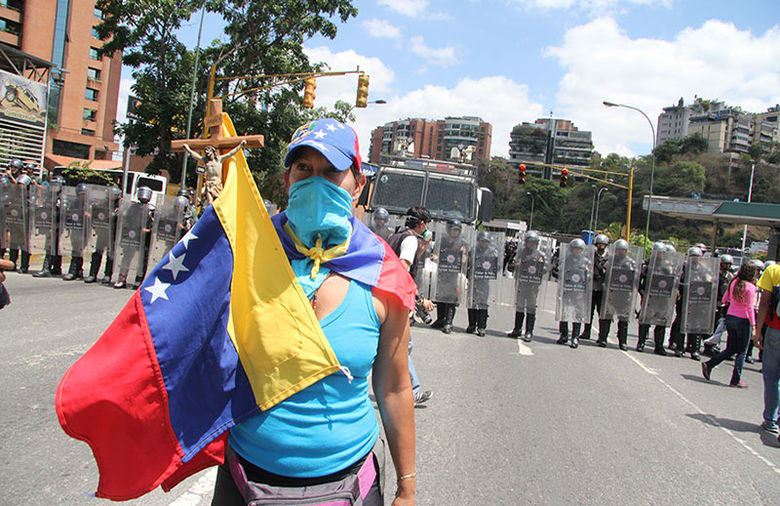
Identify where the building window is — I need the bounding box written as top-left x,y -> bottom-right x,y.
0,18 -> 21,35
82,108 -> 96,121
53,139 -> 90,159
87,67 -> 101,81
81,128 -> 95,136
92,27 -> 101,39
89,47 -> 100,60
85,88 -> 99,101
94,8 -> 103,19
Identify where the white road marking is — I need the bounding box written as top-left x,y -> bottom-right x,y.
516,340 -> 534,356
168,468 -> 217,506
627,353 -> 780,476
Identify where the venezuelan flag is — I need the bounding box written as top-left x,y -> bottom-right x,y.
55,115 -> 345,500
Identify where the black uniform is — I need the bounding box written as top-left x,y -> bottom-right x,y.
432,233 -> 467,333
581,248 -> 609,342
508,245 -> 547,339
467,240 -> 499,335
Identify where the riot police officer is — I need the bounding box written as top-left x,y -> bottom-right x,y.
61,183 -> 90,280
507,231 -> 548,341
600,239 -> 638,350
467,231 -> 500,336
581,233 -> 610,343
670,246 -> 715,359
368,207 -> 393,242
431,219 -> 468,334
703,254 -> 734,356
5,173 -> 33,272
113,186 -> 154,289
637,242 -> 680,354
85,186 -> 122,283
556,238 -> 592,348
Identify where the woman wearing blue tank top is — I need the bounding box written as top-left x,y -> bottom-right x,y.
211,119 -> 417,505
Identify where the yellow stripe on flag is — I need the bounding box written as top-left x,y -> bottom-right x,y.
211,114 -> 340,411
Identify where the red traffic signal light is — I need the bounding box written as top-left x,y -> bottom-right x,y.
518,163 -> 527,184
559,168 -> 569,187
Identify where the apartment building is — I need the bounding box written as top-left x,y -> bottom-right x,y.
508,117 -> 593,179
0,0 -> 121,167
369,116 -> 492,164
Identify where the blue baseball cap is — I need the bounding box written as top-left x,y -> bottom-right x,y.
284,118 -> 362,172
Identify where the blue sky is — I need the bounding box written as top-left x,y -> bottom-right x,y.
118,0 -> 780,160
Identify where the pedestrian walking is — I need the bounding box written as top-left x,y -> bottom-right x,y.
753,262 -> 780,436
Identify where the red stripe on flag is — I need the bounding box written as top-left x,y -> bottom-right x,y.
55,292 -> 206,500
375,241 -> 417,310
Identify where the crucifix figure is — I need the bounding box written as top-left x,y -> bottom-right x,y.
182,141 -> 246,207
171,98 -> 264,207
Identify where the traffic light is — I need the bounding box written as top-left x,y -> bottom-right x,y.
302,78 -> 316,108
559,168 -> 569,187
518,164 -> 527,184
355,74 -> 369,108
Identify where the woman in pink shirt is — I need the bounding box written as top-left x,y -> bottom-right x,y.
701,262 -> 759,388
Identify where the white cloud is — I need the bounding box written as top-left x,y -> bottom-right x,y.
378,0 -> 429,17
545,17 -> 780,156
362,18 -> 402,39
306,45 -> 545,159
510,0 -> 672,14
409,36 -> 458,68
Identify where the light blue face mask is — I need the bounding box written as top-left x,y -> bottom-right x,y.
285,176 -> 354,249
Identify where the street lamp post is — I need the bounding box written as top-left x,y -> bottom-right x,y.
603,101 -> 656,257
179,5 -> 207,191
739,160 -> 756,264
594,187 -> 609,231
526,191 -> 535,231
588,184 -> 597,236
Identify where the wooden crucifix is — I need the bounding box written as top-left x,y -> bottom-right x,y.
171,99 -> 264,207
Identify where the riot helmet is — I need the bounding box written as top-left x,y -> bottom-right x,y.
136,186 -> 153,204
174,195 -> 189,211
614,239 -> 629,256
594,234 -> 609,246
477,231 -> 489,242
570,238 -> 586,253
8,158 -> 22,172
666,244 -> 676,253
76,183 -> 88,195
719,254 -> 734,266
652,242 -> 666,253
108,185 -> 122,199
747,259 -> 764,271
177,188 -> 191,199
50,175 -> 65,190
687,246 -> 703,257
525,230 -> 540,248
16,173 -> 32,186
694,243 -> 707,252
374,207 -> 389,221
447,219 -> 462,232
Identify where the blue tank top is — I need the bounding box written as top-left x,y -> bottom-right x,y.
229,279 -> 381,477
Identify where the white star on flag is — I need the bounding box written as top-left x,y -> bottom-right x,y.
181,230 -> 198,249
163,251 -> 189,281
326,123 -> 337,132
313,129 -> 327,139
145,277 -> 171,303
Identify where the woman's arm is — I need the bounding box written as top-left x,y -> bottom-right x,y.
372,294 -> 416,505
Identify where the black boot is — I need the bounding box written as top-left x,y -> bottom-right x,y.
101,258 -> 114,284
63,256 -> 84,281
637,324 -> 648,352
570,323 -> 581,348
579,322 -> 592,340
689,334 -> 701,361
596,319 -> 611,347
557,321 -> 569,344
33,255 -> 52,278
653,326 -> 668,356
442,304 -> 456,334
466,308 -> 477,333
84,251 -> 102,283
617,320 -> 628,351
18,250 -> 30,273
431,303 -> 446,329
523,313 -> 535,342
0,247 -> 5,258
8,249 -> 18,269
508,311 -> 524,338
50,255 -> 62,276
476,309 -> 488,337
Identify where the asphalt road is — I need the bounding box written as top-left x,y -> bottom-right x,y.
2,270 -> 778,505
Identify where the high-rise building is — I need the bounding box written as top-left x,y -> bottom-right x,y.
368,116 -> 492,164
0,0 -> 122,167
656,98 -> 691,146
508,117 -> 593,179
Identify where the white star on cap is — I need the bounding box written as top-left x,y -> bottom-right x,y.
163,251 -> 189,281
326,123 -> 337,132
306,140 -> 329,152
313,129 -> 327,139
181,230 -> 198,249
145,277 -> 170,303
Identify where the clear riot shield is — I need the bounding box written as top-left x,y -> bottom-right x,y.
2,183 -> 29,251
146,196 -> 187,273
468,231 -> 504,309
639,249 -> 684,326
86,185 -> 118,259
29,185 -> 58,255
113,198 -> 151,285
58,186 -> 90,258
681,256 -> 719,334
555,243 -> 595,323
513,233 -> 551,314
429,222 -> 469,305
602,244 -> 640,321
361,209 -> 394,242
